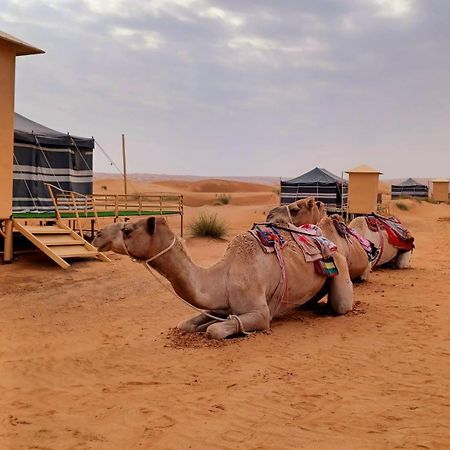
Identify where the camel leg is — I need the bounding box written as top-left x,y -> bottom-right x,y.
396,250 -> 411,269
360,261 -> 371,282
205,307 -> 270,340
177,311 -> 227,333
327,253 -> 353,315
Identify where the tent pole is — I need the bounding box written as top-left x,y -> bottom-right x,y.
121,133 -> 128,208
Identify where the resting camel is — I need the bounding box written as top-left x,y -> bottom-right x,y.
266,198 -> 371,281
348,216 -> 412,269
93,216 -> 353,339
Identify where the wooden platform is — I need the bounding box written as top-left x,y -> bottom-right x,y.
13,221 -> 110,269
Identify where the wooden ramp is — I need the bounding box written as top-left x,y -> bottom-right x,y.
13,221 -> 110,269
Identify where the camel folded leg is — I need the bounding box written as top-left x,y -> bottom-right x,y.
205,307 -> 270,340
327,253 -> 353,315
177,311 -> 228,333
396,250 -> 412,269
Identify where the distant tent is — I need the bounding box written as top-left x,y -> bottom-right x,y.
12,113 -> 94,213
280,167 -> 348,209
391,178 -> 428,199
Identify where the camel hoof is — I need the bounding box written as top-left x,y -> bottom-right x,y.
176,319 -> 197,333
205,323 -> 228,340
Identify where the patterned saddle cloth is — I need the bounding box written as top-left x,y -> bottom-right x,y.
332,218 -> 380,263
250,223 -> 338,277
365,213 -> 415,251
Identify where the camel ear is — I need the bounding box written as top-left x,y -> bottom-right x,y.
147,217 -> 156,234
306,197 -> 315,209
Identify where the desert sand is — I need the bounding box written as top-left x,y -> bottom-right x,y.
1,180 -> 450,449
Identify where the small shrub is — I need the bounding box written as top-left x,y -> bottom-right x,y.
101,185 -> 108,191
214,194 -> 231,205
190,213 -> 227,239
395,201 -> 409,211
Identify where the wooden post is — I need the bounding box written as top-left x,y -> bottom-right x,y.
121,133 -> 127,209
4,219 -> 13,263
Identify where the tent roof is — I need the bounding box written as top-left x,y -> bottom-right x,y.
394,177 -> 426,187
346,164 -> 382,174
14,113 -> 94,149
0,31 -> 44,56
432,179 -> 449,183
283,167 -> 345,185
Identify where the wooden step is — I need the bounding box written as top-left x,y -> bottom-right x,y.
37,234 -> 85,246
50,245 -> 100,258
21,226 -> 71,235
13,220 -> 110,268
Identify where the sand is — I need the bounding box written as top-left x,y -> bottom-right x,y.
1,182 -> 450,449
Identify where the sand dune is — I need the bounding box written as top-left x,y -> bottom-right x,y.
1,196 -> 450,449
93,178 -> 278,207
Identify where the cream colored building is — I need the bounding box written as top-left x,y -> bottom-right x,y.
432,179 -> 449,202
0,31 -> 43,262
346,164 -> 382,214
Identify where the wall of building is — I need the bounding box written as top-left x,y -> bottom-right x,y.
347,173 -> 379,214
432,182 -> 449,202
0,41 -> 16,219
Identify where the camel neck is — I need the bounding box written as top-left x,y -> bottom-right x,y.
150,240 -> 227,311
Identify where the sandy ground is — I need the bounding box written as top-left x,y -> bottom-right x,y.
1,183 -> 450,449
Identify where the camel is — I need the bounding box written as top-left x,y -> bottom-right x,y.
348,216 -> 412,268
267,198 -> 371,281
93,216 -> 353,339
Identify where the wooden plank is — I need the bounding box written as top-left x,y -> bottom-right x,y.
13,221 -> 70,269
21,226 -> 71,235
38,235 -> 85,246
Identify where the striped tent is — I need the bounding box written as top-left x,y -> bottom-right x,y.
280,167 -> 347,210
391,178 -> 428,199
12,113 -> 94,213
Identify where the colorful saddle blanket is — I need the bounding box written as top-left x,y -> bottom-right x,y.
249,223 -> 338,277
365,213 -> 415,251
332,218 -> 380,263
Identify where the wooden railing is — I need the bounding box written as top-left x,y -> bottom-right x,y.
92,193 -> 183,215
45,184 -> 184,236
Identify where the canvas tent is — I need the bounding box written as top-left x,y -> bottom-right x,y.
391,178 -> 428,199
12,113 -> 94,213
280,167 -> 348,209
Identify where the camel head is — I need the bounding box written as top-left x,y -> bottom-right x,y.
92,222 -> 125,252
266,197 -> 322,226
93,217 -> 175,261
120,216 -> 174,261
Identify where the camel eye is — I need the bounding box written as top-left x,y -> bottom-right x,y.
123,227 -> 132,236
291,207 -> 300,216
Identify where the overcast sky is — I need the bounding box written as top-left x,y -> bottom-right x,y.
2,0 -> 449,178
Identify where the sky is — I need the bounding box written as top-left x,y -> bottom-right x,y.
1,0 -> 449,179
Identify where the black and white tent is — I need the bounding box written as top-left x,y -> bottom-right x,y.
391,178 -> 428,199
280,167 -> 347,209
12,113 -> 94,213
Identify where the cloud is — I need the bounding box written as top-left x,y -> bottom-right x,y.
1,0 -> 449,178
110,26 -> 165,50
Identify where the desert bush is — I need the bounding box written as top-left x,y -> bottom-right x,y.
214,194 -> 231,205
190,213 -> 227,239
395,201 -> 409,211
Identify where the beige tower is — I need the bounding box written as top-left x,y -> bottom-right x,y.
0,31 -> 43,262
432,179 -> 449,202
346,164 -> 382,214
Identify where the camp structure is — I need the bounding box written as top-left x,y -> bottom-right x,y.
391,178 -> 428,199
13,112 -> 94,214
346,164 -> 382,214
280,167 -> 347,211
13,113 -> 94,213
431,179 -> 449,202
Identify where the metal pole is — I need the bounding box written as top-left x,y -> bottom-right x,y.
121,133 -> 128,208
